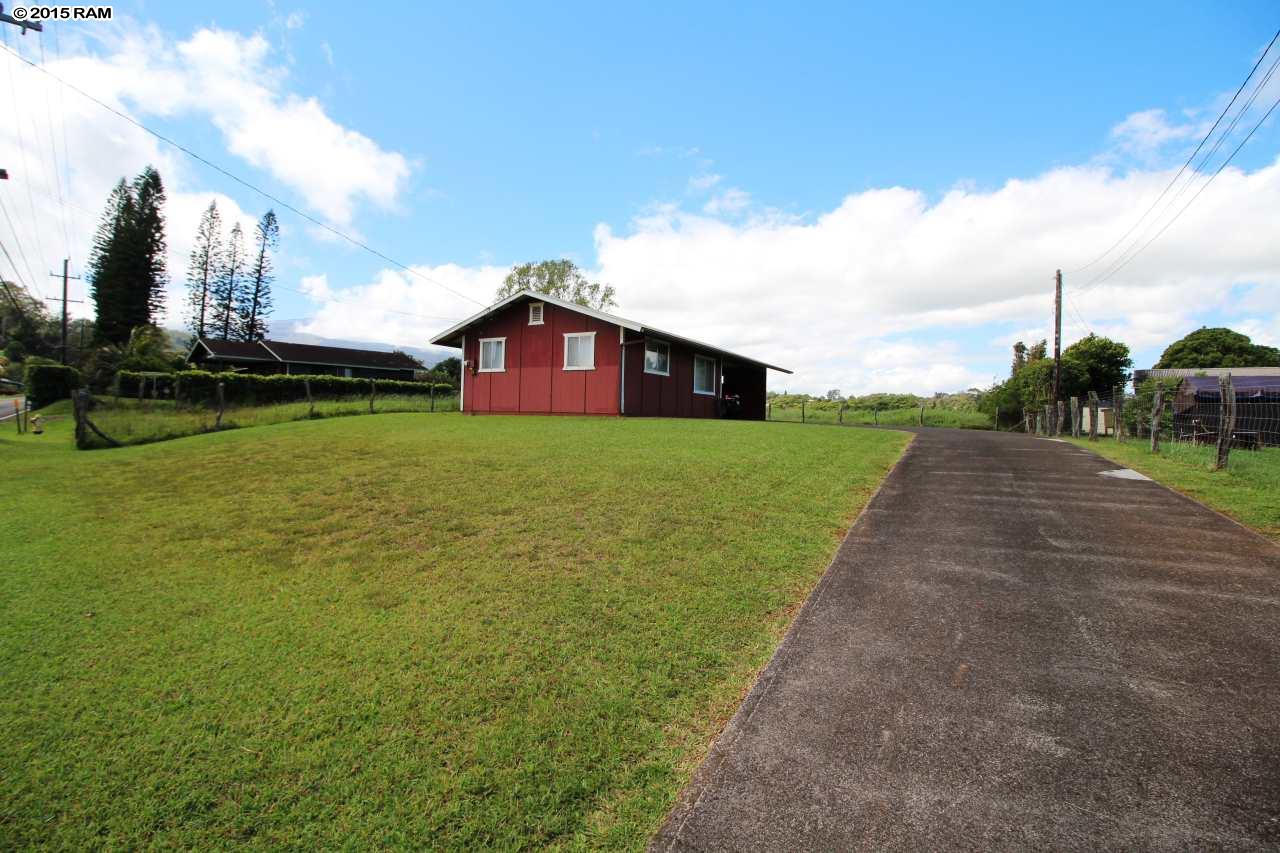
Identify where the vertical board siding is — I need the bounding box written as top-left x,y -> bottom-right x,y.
458,298 -> 764,419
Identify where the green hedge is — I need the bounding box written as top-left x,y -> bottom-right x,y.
116,370 -> 456,406
24,362 -> 82,408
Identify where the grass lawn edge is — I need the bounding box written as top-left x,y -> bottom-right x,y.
1064,437 -> 1280,545
652,428 -> 918,840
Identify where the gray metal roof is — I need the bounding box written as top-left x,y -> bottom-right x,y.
429,290 -> 792,373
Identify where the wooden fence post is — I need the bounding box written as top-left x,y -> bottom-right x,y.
1055,400 -> 1065,436
12,399 -> 21,435
919,404 -> 925,426
873,406 -> 879,425
838,402 -> 844,425
1149,381 -> 1165,453
1070,396 -> 1080,437
1113,385 -> 1124,441
304,378 -> 314,418
1214,374 -> 1235,470
215,381 -> 226,430
801,400 -> 805,423
369,379 -> 376,414
72,389 -> 87,448
429,383 -> 435,413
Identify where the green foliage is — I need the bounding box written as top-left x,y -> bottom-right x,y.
88,168 -> 168,345
186,200 -> 222,339
1155,327 -> 1280,369
1062,334 -> 1132,395
116,369 -> 455,406
496,259 -> 617,310
432,355 -> 461,382
241,210 -> 278,341
209,223 -> 246,340
23,360 -> 81,407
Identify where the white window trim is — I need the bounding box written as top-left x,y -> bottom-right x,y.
563,331 -> 596,371
528,301 -> 545,325
693,354 -> 717,396
643,339 -> 671,377
478,336 -> 506,373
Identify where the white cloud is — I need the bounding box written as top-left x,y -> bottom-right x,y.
296,264 -> 507,348
702,187 -> 751,216
688,173 -> 722,191
57,25 -> 410,226
1108,108 -> 1204,162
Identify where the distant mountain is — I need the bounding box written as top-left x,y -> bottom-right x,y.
167,320 -> 457,368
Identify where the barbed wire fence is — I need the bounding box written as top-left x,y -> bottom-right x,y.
1022,375 -> 1279,470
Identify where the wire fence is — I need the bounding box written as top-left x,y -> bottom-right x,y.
72,377 -> 459,450
1022,376 -> 1280,470
765,400 -> 994,430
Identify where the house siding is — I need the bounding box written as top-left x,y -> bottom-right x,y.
462,302 -> 622,415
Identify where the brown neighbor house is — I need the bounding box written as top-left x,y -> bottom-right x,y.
186,338 -> 422,380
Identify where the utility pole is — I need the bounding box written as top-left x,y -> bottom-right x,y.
47,260 -> 82,365
1053,269 -> 1063,404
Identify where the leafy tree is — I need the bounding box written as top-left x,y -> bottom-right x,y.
1062,334 -> 1132,396
391,349 -> 425,368
186,201 -> 222,340
432,356 -> 461,382
1154,327 -> 1280,369
1027,339 -> 1047,361
824,388 -> 842,401
210,223 -> 246,340
1010,341 -> 1027,377
0,280 -> 52,359
241,210 -> 278,341
495,259 -> 617,311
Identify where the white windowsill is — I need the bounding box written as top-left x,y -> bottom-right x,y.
478,367 -> 505,373
563,365 -> 595,371
644,368 -> 670,377
694,389 -> 716,396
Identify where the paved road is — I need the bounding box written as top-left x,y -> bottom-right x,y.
653,428 -> 1280,851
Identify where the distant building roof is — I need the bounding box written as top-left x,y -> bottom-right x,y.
1134,366 -> 1280,384
190,338 -> 422,371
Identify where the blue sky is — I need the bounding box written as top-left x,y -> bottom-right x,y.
2,1 -> 1278,392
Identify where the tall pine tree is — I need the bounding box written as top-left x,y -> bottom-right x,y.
240,210 -> 278,341
186,201 -> 222,340
132,167 -> 168,321
210,223 -> 246,340
87,166 -> 168,345
88,179 -> 140,345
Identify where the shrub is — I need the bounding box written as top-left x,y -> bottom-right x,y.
115,369 -> 456,406
24,361 -> 82,408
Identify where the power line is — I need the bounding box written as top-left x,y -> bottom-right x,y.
1069,27 -> 1280,275
0,234 -> 31,294
0,191 -> 42,293
0,41 -> 488,310
1082,88 -> 1280,291
1075,39 -> 1280,295
36,31 -> 72,257
1,29 -> 49,295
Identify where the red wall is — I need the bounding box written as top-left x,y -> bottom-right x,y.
461,301 -> 621,415
621,331 -> 723,418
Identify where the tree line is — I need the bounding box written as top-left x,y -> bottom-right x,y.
84,165 -> 279,348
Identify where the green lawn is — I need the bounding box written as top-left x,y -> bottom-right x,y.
1068,437 -> 1280,541
0,413 -> 909,849
768,404 -> 993,429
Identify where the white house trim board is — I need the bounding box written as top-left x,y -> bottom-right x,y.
478,337 -> 507,372
563,331 -> 596,371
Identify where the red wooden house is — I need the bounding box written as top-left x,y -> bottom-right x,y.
429,291 -> 790,419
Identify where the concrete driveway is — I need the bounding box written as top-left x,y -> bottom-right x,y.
653,428 -> 1280,850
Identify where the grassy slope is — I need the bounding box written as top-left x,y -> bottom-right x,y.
1067,438 -> 1280,541
0,414 -> 909,849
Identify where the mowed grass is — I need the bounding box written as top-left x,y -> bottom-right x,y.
0,413 -> 909,848
1068,437 -> 1280,540
74,394 -> 460,448
769,405 -> 993,429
